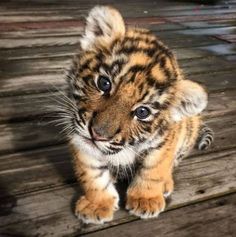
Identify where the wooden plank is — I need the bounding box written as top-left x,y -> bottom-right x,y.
173,44 -> 236,60
0,35 -> 222,59
0,88 -> 235,154
0,54 -> 229,82
167,13 -> 236,23
0,86 -> 235,123
0,5 -> 235,23
0,111 -> 236,197
1,1 -> 234,15
0,35 -> 80,49
0,4 -> 235,23
0,0 -> 235,236
83,193 -> 236,237
0,91 -> 66,122
180,19 -> 236,29
216,34 -> 236,43
0,148 -> 235,236
180,56 -> 236,75
0,45 -> 77,61
0,28 -> 218,49
1,59 -> 235,97
0,45 -> 235,79
206,90 -> 236,118
0,57 -> 71,78
197,44 -> 236,57
160,34 -> 222,49
154,27 -> 236,46
0,73 -> 67,97
0,145 -> 72,197
0,17 -> 171,32
191,70 -> 236,92
0,120 -> 63,155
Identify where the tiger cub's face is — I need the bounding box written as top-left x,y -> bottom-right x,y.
67,6 -> 207,164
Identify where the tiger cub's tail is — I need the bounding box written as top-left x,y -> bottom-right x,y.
197,124 -> 214,151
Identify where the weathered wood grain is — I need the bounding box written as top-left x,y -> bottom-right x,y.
167,12 -> 236,23
0,148 -> 235,236
0,112 -> 236,198
0,120 -> 63,155
0,96 -> 232,153
0,87 -> 236,123
0,26 -> 226,49
0,35 -> 222,61
0,57 -> 71,78
83,193 -> 236,237
191,70 -> 236,92
1,51 -> 235,97
1,50 -> 234,81
1,4 -> 236,23
1,1 -> 234,15
1,48 -> 234,76
0,73 -> 67,97
0,0 -> 236,236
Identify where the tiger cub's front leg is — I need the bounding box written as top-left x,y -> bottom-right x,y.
71,147 -> 119,224
126,148 -> 174,219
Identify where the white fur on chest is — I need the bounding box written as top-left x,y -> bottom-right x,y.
70,134 -> 136,167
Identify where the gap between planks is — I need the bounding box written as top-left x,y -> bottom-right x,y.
81,192 -> 236,237
0,111 -> 236,198
0,148 -> 235,236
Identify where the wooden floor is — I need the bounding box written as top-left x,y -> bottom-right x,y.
0,0 -> 236,236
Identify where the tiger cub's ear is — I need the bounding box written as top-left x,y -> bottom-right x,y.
80,6 -> 125,50
170,80 -> 208,122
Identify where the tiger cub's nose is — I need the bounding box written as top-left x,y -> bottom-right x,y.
90,126 -> 109,141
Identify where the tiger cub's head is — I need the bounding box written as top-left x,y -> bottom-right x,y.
67,6 -> 207,163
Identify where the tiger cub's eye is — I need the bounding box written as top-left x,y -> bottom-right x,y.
135,106 -> 151,120
97,76 -> 111,94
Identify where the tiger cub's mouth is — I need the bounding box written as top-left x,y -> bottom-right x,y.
80,133 -> 124,156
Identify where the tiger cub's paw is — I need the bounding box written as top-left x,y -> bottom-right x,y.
75,196 -> 117,224
126,191 -> 166,219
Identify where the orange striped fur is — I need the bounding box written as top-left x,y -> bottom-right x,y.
61,6 -> 212,224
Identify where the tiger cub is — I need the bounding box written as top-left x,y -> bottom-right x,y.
65,6 -> 213,224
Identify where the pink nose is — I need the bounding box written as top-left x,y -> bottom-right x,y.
91,127 -> 109,141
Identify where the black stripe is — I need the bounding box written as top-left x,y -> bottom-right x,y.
110,59 -> 126,74
93,169 -> 105,179
159,57 -> 166,68
138,82 -> 145,94
128,137 -> 135,146
163,68 -> 172,80
79,58 -> 93,72
141,123 -> 152,133
146,76 -> 156,87
103,179 -> 112,191
90,165 -> 108,170
136,91 -> 149,104
110,38 -> 120,50
114,127 -> 121,136
152,101 -> 161,109
103,147 -> 123,155
73,93 -> 82,101
78,108 -> 86,125
157,121 -> 169,136
110,138 -> 125,146
123,36 -> 155,45
99,62 -> 111,73
81,76 -> 92,85
75,118 -> 83,128
118,46 -> 157,57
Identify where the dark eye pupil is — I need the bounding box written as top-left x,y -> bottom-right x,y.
97,76 -> 111,93
135,106 -> 150,119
